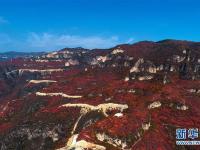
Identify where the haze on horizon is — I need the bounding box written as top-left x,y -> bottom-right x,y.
0,0 -> 200,52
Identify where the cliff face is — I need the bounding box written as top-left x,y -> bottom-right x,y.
1,40 -> 200,150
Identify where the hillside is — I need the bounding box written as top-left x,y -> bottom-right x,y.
0,40 -> 200,150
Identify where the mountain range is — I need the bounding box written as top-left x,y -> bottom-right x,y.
0,40 -> 200,150
0,51 -> 45,61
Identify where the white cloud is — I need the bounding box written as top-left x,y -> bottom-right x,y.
0,16 -> 8,24
126,37 -> 134,43
27,32 -> 122,50
0,32 -> 135,52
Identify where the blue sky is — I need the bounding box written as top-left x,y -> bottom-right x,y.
0,0 -> 200,52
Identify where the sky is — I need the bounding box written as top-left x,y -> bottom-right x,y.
0,0 -> 200,52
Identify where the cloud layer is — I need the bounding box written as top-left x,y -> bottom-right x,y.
27,33 -> 122,50
0,32 -> 134,52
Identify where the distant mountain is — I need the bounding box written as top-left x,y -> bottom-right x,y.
0,51 -> 45,61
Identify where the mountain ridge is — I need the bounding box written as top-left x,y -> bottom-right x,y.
0,39 -> 200,150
